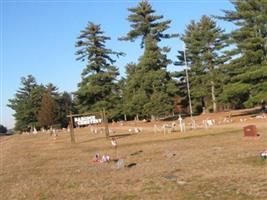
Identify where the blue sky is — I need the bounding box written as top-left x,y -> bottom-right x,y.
1,0 -> 235,128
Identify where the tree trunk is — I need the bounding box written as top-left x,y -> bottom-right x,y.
211,80 -> 217,112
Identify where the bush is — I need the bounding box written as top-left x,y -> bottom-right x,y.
0,125 -> 7,134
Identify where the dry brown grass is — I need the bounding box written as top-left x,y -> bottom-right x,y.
1,119 -> 267,200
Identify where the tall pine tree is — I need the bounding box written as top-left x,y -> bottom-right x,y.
217,0 -> 267,108
175,15 -> 228,113
120,0 -> 178,119
75,22 -> 124,118
8,75 -> 44,131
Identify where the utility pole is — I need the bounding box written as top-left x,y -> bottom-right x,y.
69,112 -> 76,144
183,43 -> 195,129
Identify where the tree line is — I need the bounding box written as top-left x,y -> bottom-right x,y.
8,75 -> 74,131
8,0 -> 267,131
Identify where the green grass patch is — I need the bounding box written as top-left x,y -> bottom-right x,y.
244,156 -> 267,167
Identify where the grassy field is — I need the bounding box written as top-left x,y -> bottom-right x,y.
1,120 -> 267,200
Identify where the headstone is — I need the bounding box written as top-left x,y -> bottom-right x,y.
191,119 -> 196,129
176,180 -> 187,185
116,159 -> 124,169
164,175 -> 177,181
134,127 -> 141,133
33,127 -> 38,134
178,115 -> 185,132
154,124 -> 162,134
243,125 -> 258,137
163,124 -> 172,134
111,137 -> 117,148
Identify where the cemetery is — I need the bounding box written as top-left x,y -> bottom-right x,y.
2,0 -> 267,199
1,108 -> 267,199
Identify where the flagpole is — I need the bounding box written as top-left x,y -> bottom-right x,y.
183,43 -> 195,128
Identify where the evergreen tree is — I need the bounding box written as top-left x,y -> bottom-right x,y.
119,0 -> 177,47
37,88 -> 56,128
56,92 -> 73,128
8,75 -> 44,131
46,83 -> 59,98
8,76 -> 72,130
121,0 -> 178,119
122,63 -> 149,119
217,0 -> 267,108
75,22 -> 124,118
175,15 -> 228,113
43,83 -> 73,128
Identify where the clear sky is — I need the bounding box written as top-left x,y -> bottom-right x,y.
1,0 -> 235,129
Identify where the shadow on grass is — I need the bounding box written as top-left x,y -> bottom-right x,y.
77,136 -> 107,144
231,108 -> 262,117
78,133 -> 135,144
117,129 -> 241,149
110,133 -> 134,138
78,128 -> 242,153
